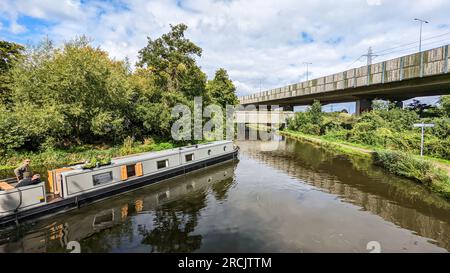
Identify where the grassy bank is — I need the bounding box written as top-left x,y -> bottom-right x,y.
281,130 -> 450,199
373,151 -> 450,199
280,130 -> 372,158
0,137 -> 177,170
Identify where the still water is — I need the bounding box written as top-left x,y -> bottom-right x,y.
1,136 -> 449,252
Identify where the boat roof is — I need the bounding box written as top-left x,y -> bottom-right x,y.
59,140 -> 232,175
113,140 -> 231,165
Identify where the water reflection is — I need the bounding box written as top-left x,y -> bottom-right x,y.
0,162 -> 236,253
238,138 -> 450,250
1,130 -> 449,252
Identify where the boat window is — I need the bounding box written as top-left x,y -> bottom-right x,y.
127,164 -> 136,177
93,172 -> 113,186
93,209 -> 115,229
157,159 -> 169,169
208,149 -> 211,156
185,153 -> 194,162
223,146 -> 227,151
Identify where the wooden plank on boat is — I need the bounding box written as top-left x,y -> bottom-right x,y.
120,165 -> 128,181
135,162 -> 143,177
47,170 -> 54,193
53,168 -> 73,195
0,182 -> 14,191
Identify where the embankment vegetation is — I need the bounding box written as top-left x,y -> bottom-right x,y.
373,150 -> 450,199
284,99 -> 450,198
0,24 -> 238,169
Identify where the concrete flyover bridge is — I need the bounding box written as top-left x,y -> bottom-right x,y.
234,110 -> 295,124
239,45 -> 450,114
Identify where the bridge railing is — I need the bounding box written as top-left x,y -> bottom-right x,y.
240,45 -> 450,105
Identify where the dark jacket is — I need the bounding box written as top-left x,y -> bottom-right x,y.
16,177 -> 41,188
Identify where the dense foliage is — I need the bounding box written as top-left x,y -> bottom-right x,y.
287,99 -> 450,160
0,24 -> 238,160
373,150 -> 450,198
0,40 -> 24,105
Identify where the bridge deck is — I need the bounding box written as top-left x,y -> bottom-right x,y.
240,45 -> 450,106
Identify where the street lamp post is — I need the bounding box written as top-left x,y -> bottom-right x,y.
413,122 -> 434,156
303,62 -> 312,81
414,18 -> 429,52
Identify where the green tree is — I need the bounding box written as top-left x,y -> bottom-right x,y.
137,24 -> 205,99
10,37 -> 131,147
206,68 -> 238,108
136,24 -> 213,140
407,99 -> 434,117
0,41 -> 24,104
372,100 -> 388,111
440,95 -> 450,117
309,100 -> 323,125
0,105 -> 25,154
0,28 -> 240,155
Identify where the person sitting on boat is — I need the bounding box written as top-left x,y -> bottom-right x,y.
15,174 -> 41,188
14,159 -> 33,181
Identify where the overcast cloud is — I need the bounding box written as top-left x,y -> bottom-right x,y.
1,0 -> 449,101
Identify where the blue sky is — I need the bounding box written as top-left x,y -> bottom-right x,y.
1,0 -> 449,109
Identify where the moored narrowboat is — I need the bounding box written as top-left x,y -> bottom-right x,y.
0,140 -> 238,227
0,161 -> 236,252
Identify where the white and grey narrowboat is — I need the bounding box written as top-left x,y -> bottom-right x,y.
0,161 -> 236,252
0,140 -> 238,227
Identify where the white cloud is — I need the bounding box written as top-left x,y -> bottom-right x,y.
10,20 -> 27,34
367,0 -> 382,6
1,0 -> 450,98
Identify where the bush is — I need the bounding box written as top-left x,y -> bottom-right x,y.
350,122 -> 383,146
143,137 -> 154,145
152,142 -> 174,151
82,156 -> 111,169
321,129 -> 348,142
0,106 -> 25,154
119,136 -> 137,156
373,151 -> 433,183
302,124 -> 321,135
309,100 -> 323,125
376,108 -> 419,131
373,150 -> 450,199
321,118 -> 343,134
287,112 -> 309,131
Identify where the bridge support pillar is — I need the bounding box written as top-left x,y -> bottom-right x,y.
355,99 -> 373,116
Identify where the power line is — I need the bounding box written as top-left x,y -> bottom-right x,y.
373,31 -> 450,55
345,55 -> 363,69
375,37 -> 450,57
341,29 -> 450,72
345,36 -> 450,70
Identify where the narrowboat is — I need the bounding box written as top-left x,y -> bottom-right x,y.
0,140 -> 239,227
0,161 -> 236,252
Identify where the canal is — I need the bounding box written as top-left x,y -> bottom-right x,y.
1,135 -> 449,252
